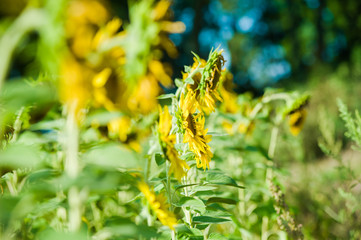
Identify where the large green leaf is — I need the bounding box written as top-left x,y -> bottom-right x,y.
208,233 -> 228,240
206,197 -> 238,205
174,197 -> 206,214
206,172 -> 244,189
82,142 -> 139,169
0,142 -> 43,169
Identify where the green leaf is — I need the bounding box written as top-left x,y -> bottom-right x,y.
206,172 -> 244,189
192,216 -> 230,224
84,110 -> 122,126
155,153 -> 166,166
103,217 -> 159,239
184,77 -> 194,85
157,93 -> 175,99
26,169 -> 59,184
1,79 -> 56,114
174,197 -> 206,214
193,185 -> 218,192
184,65 -> 192,73
0,143 -> 43,169
208,233 -> 228,240
175,78 -> 183,88
206,197 -> 238,205
0,197 -> 20,228
82,142 -> 138,169
38,229 -> 88,240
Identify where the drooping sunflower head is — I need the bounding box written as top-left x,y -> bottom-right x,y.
289,109 -> 307,136
182,50 -> 225,114
158,105 -> 189,181
137,182 -> 177,229
284,94 -> 310,136
166,145 -> 189,181
182,112 -> 213,170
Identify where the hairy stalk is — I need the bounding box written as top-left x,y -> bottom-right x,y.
264,125 -> 304,239
10,107 -> 25,143
261,126 -> 278,240
182,175 -> 192,227
164,161 -> 176,240
64,105 -> 83,232
171,96 -> 192,228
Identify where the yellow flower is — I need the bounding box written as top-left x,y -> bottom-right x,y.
220,88 -> 239,114
158,105 -> 189,181
149,60 -> 172,87
158,105 -> 173,139
108,116 -> 131,142
65,0 -> 109,58
92,18 -> 123,49
184,53 -> 224,114
238,120 -> 255,137
92,68 -> 116,111
127,75 -> 160,115
219,72 -> 240,114
289,109 -> 307,136
166,145 -> 190,181
180,93 -> 213,170
60,55 -> 90,122
107,116 -> 142,152
138,182 -> 177,229
222,120 -> 234,135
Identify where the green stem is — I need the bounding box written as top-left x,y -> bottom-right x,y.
64,105 -> 83,232
182,175 -> 192,227
171,229 -> 176,240
10,107 -> 25,143
261,126 -> 279,240
249,93 -> 291,119
165,161 -> 172,210
165,161 -> 177,240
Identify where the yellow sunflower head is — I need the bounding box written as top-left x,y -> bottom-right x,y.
158,105 -> 173,138
137,182 -> 177,229
289,109 -> 307,136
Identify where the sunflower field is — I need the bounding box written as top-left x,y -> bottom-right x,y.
1,0 -> 361,239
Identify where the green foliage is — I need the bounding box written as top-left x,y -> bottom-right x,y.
337,99 -> 361,150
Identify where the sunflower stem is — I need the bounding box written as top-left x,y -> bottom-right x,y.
64,104 -> 84,232
261,126 -> 279,240
165,161 -> 173,210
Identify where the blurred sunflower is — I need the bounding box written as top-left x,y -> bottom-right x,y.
62,0 -> 184,116
138,182 -> 177,229
284,94 -> 310,136
288,108 -> 307,136
59,0 -> 183,152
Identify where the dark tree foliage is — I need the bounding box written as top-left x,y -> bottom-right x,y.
168,0 -> 361,92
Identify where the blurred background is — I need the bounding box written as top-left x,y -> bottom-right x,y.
4,0 -> 361,91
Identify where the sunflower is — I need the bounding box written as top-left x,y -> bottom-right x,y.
60,55 -> 91,122
179,93 -> 213,170
158,105 -> 189,181
284,94 -> 309,136
183,51 -> 224,114
289,108 -> 307,136
138,182 -> 177,229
